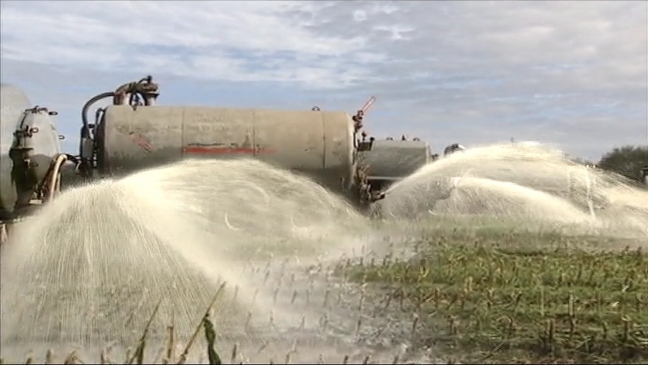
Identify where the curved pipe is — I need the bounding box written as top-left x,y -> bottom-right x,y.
44,154 -> 68,202
81,77 -> 156,135
81,91 -> 115,134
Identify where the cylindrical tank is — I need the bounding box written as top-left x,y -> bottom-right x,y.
0,85 -> 62,218
1,84 -> 32,217
359,139 -> 431,182
94,105 -> 356,193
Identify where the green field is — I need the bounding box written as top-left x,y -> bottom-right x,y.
339,228 -> 648,364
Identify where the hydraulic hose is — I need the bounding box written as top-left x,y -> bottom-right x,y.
81,76 -> 157,133
81,91 -> 115,134
44,153 -> 68,202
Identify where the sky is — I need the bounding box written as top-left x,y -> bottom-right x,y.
1,0 -> 647,161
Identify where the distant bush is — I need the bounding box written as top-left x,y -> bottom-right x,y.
598,145 -> 648,182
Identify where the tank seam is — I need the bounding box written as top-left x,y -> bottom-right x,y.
252,109 -> 257,157
181,107 -> 186,158
321,112 -> 326,169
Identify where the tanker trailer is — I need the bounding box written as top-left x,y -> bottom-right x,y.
357,136 -> 431,194
1,84 -> 68,243
357,136 -> 468,219
77,76 -> 382,207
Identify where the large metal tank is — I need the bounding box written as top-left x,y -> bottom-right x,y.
0,84 -> 62,219
359,139 -> 431,185
1,85 -> 32,217
94,105 -> 357,193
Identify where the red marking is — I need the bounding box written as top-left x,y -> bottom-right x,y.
129,132 -> 153,153
183,147 -> 276,155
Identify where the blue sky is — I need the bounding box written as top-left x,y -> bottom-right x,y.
1,0 -> 647,161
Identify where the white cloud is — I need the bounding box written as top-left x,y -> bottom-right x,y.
1,0 -> 646,160
0,1 -> 376,89
353,10 -> 368,22
373,25 -> 414,41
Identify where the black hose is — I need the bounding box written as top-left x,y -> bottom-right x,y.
81,91 -> 115,133
138,75 -> 153,84
82,76 -> 155,131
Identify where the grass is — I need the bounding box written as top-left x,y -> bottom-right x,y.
338,229 -> 648,364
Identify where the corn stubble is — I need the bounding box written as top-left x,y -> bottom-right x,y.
341,232 -> 648,364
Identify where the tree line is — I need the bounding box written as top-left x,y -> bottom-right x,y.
596,145 -> 648,183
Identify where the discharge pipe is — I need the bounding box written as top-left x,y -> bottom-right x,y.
81,75 -> 159,135
78,76 -> 159,178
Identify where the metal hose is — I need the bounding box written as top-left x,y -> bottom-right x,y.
81,76 -> 156,135
44,153 -> 68,202
81,91 -> 116,135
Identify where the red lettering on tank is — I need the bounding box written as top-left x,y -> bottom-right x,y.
182,147 -> 276,154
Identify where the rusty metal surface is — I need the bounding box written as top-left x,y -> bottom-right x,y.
359,139 -> 431,181
97,105 -> 356,193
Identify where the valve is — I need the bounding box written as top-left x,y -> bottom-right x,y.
356,131 -> 375,152
113,75 -> 159,106
444,143 -> 466,156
